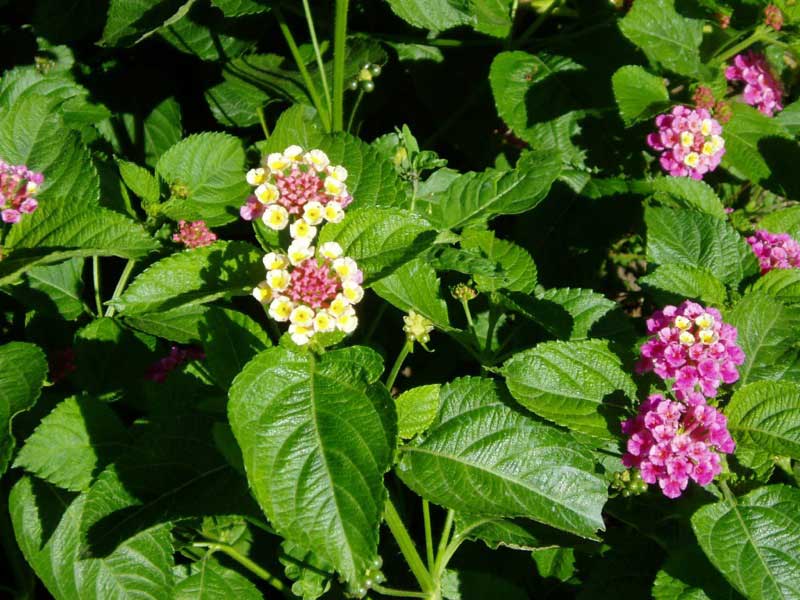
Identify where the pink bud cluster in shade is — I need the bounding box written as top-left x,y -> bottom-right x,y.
145,345 -> 205,383
172,220 -> 217,248
49,347 -> 76,383
0,160 -> 43,224
765,4 -> 783,30
747,229 -> 800,274
647,106 -> 725,180
725,52 -> 784,117
637,301 -> 745,402
622,394 -> 735,498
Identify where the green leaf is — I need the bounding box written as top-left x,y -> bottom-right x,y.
532,547 -> 576,582
205,78 -> 268,129
726,381 -> 800,459
124,304 -> 209,343
396,384 -> 441,439
117,159 -> 160,203
157,132 -> 251,226
460,229 -> 537,293
751,269 -> 800,304
470,0 -> 514,38
645,206 -> 759,285
110,241 -> 263,315
0,202 -> 158,285
199,307 -> 271,388
0,342 -> 48,474
397,377 -> 607,539
649,176 -> 727,219
384,0 -> 471,32
143,97 -> 184,166
371,258 -> 450,328
759,205 -> 800,239
211,0 -> 269,16
0,66 -> 87,109
503,339 -> 635,439
618,0 -> 703,76
722,102 -> 791,183
10,476 -> 176,599
14,396 -> 128,492
611,65 -> 670,126
101,0 -> 195,46
174,559 -> 263,600
692,485 -> 800,600
489,52 -> 586,165
160,3 -> 254,62
535,287 -> 620,340
318,207 -> 436,282
0,94 -> 99,204
13,258 -> 87,320
726,291 -> 800,385
280,540 -> 333,600
420,151 -> 561,229
639,264 -> 728,305
776,98 -> 800,135
652,547 -> 742,600
456,514 -> 565,551
228,346 -> 396,583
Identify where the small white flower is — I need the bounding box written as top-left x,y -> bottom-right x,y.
246,168 -> 267,186
680,131 -> 694,148
318,241 -> 343,260
262,205 -> 289,230
683,152 -> 700,168
698,329 -> 719,345
290,220 -> 317,242
674,316 -> 692,331
695,313 -> 715,330
255,182 -> 280,204
266,269 -> 291,292
269,296 -> 294,322
328,294 -> 351,317
323,201 -> 344,223
267,152 -> 289,172
25,181 -> 39,195
304,149 -> 330,172
324,176 -> 346,196
342,280 -> 364,304
679,331 -> 695,346
333,257 -> 359,281
327,165 -> 348,182
290,305 -> 315,327
313,310 -> 336,333
302,201 -> 324,225
700,118 -> 714,136
283,145 -> 304,162
289,323 -> 313,345
287,239 -> 315,265
263,252 -> 288,271
710,134 -> 725,152
252,282 -> 272,304
336,308 -> 358,334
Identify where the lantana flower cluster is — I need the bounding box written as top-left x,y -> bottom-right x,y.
725,51 -> 784,116
240,145 -> 351,230
146,345 -> 205,383
647,106 -> 725,180
172,220 -> 217,248
637,301 -> 744,402
0,160 -> 43,224
747,230 -> 800,273
622,394 -> 735,498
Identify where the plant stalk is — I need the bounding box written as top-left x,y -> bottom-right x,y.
105,259 -> 136,317
193,542 -> 291,597
422,499 -> 435,569
386,339 -> 413,390
92,257 -> 103,315
332,0 -> 350,131
301,0 -> 332,117
383,498 -> 434,593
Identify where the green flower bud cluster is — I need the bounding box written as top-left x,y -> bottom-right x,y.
611,469 -> 648,497
344,557 -> 385,597
348,63 -> 382,93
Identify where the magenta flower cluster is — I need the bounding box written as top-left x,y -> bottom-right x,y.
647,107 -> 725,180
747,229 -> 800,274
637,301 -> 744,402
725,52 -> 784,116
145,345 -> 205,383
622,394 -> 735,498
0,160 -> 43,224
172,220 -> 217,249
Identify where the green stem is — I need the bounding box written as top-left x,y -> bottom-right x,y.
432,509 -> 454,575
383,498 -> 434,593
105,259 -> 136,318
92,257 -> 103,315
193,542 -> 291,597
243,515 -> 279,537
422,499 -> 435,569
515,0 -> 562,46
385,339 -> 413,390
717,480 -> 737,505
713,27 -> 767,63
332,0 -> 350,131
256,106 -> 270,140
301,0 -> 332,117
373,584 -> 430,598
275,5 -> 331,130
346,89 -> 365,133
484,304 -> 499,355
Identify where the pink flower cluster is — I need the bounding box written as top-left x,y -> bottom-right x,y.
172,220 -> 217,248
622,394 -> 735,498
747,229 -> 800,274
0,160 -> 43,224
145,345 -> 204,383
725,52 -> 783,116
647,107 -> 725,180
637,301 -> 745,401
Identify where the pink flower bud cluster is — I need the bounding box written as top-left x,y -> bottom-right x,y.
725,52 -> 784,117
765,4 -> 783,30
145,345 -> 204,383
0,160 -> 43,224
647,107 -> 725,180
172,220 -> 217,248
49,347 -> 76,383
636,301 -> 745,402
747,229 -> 800,274
622,394 -> 735,498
